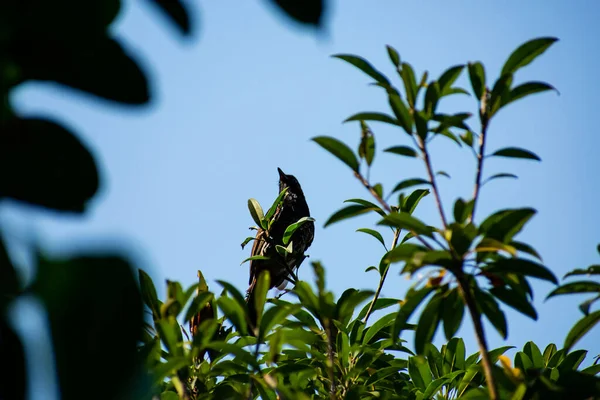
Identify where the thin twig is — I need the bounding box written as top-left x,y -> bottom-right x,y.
363,228 -> 401,324
418,139 -> 448,229
470,91 -> 490,223
455,272 -> 498,400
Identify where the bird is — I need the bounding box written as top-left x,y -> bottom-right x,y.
245,168 -> 314,327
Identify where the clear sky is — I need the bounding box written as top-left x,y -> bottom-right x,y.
5,0 -> 600,393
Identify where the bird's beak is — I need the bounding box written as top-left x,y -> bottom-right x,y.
277,167 -> 287,180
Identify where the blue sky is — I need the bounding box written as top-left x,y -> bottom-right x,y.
5,0 -> 600,391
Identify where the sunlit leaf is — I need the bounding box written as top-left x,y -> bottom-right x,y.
283,216 -> 315,245
247,198 -> 265,228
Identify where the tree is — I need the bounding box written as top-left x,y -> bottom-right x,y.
139,37 -> 600,399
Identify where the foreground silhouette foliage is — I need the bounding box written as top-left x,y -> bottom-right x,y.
139,38 -> 600,399
0,1 -> 324,399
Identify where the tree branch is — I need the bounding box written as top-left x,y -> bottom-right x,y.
470,91 -> 490,223
455,271 -> 498,400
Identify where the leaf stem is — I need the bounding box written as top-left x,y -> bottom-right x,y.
363,228 -> 401,324
455,271 -> 498,400
470,91 -> 490,223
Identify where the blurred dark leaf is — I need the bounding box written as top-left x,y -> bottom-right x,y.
490,286 -> 537,320
312,136 -> 359,172
379,213 -> 433,238
547,281 -> 600,299
15,36 -> 149,104
490,147 -> 541,161
486,258 -> 558,284
392,286 -> 434,340
474,288 -> 507,339
358,121 -> 375,166
0,235 -> 21,308
441,288 -> 464,340
344,112 -> 400,127
386,45 -> 400,67
479,208 -> 536,243
565,266 -> 600,278
438,65 -> 465,95
391,178 -> 430,194
33,253 -> 144,400
271,0 -> 324,26
401,189 -> 430,215
482,173 -> 518,185
139,269 -> 161,320
0,319 -> 26,400
0,117 -> 98,212
415,294 -> 442,354
385,145 -> 418,158
400,62 -> 418,108
504,81 -> 558,108
146,0 -> 192,35
344,198 -> 386,216
501,37 -> 558,76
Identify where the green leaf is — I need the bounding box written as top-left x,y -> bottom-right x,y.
565,265 -> 600,278
400,62 -> 418,108
547,281 -> 600,299
356,297 -> 400,320
392,286 -> 434,340
483,173 -> 518,185
414,111 -> 429,141
312,136 -> 359,171
401,189 -> 430,215
564,311 -> 600,352
442,288 -> 464,340
424,82 -> 440,116
486,258 -> 558,284
379,213 -> 433,238
436,171 -> 450,179
474,288 -> 507,339
270,0 -> 324,26
489,286 -> 537,320
480,208 -> 536,243
501,37 -> 558,76
240,255 -> 269,266
505,81 -> 558,107
559,349 -> 587,371
260,304 -> 300,338
372,183 -> 384,199
388,92 -> 413,134
362,312 -> 397,344
240,236 -> 255,249
391,178 -> 430,194
468,62 -> 486,100
511,241 -> 543,261
445,337 -> 467,371
247,198 -> 265,228
415,294 -> 442,354
460,130 -> 474,147
253,271 -> 270,329
217,296 -> 248,336
265,187 -> 289,223
543,343 -> 557,367
333,54 -> 390,86
356,228 -> 386,249
453,198 -> 474,224
475,238 -> 517,257
385,145 -> 418,158
148,0 -> 191,35
438,65 -> 465,95
183,292 -> 214,322
344,198 -> 386,216
344,112 -> 400,127
139,269 -> 161,319
386,45 -> 401,67
324,205 -> 376,227
408,355 -> 433,391
490,147 -> 541,161
523,341 -> 544,369
490,73 -> 513,114
514,351 -> 533,372
205,342 -> 258,368
283,217 -> 315,245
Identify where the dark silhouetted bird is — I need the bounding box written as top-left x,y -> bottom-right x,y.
245,168 -> 314,326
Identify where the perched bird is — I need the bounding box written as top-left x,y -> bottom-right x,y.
245,168 -> 314,326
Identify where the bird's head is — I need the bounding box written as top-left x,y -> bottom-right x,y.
277,167 -> 303,196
